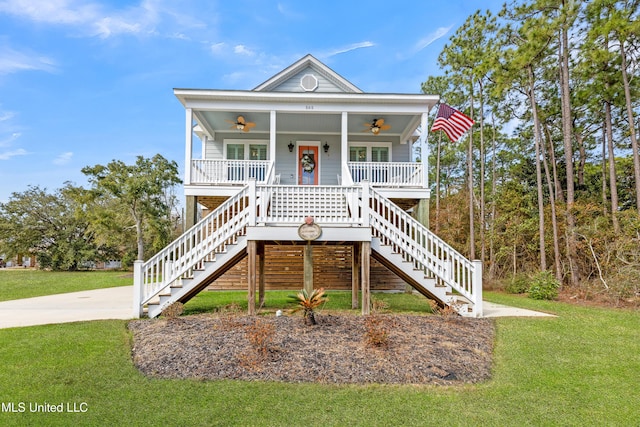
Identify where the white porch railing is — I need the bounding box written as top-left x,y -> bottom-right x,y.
256,185 -> 363,225
365,184 -> 482,315
134,182 -> 480,317
191,159 -> 271,184
348,162 -> 424,187
135,186 -> 251,312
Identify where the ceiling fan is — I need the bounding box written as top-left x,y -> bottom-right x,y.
363,118 -> 391,135
226,115 -> 256,132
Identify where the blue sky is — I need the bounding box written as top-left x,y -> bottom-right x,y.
0,0 -> 505,203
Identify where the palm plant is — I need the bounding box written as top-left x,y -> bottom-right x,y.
289,288 -> 328,325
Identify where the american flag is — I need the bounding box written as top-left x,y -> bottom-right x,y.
430,103 -> 474,142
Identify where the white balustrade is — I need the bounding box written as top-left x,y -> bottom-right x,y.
257,185 -> 363,224
347,162 -> 424,187
191,160 -> 271,184
139,186 -> 251,307
366,186 -> 479,308
135,180 -> 479,317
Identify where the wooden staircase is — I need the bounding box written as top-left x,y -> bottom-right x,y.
134,183 -> 482,318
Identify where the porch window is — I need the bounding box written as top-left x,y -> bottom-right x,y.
226,144 -> 245,160
371,147 -> 389,162
225,142 -> 267,181
249,144 -> 267,160
349,147 -> 367,162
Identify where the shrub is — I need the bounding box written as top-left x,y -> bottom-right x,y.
289,288 -> 328,325
371,296 -> 390,313
506,273 -> 530,294
162,302 -> 184,320
428,299 -> 458,317
245,318 -> 276,357
364,315 -> 389,348
527,271 -> 560,300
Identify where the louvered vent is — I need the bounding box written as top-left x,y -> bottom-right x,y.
300,74 -> 318,92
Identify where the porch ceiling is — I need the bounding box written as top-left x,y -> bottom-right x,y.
197,110 -> 421,137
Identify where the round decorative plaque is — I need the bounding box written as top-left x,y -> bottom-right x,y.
298,217 -> 322,241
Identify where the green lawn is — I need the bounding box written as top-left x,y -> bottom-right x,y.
0,290 -> 638,426
0,269 -> 132,302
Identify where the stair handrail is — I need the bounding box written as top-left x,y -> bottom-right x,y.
138,185 -> 252,306
366,186 -> 481,310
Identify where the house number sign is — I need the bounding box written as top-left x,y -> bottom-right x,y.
298,216 -> 322,241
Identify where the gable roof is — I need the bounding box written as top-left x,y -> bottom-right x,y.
252,54 -> 363,94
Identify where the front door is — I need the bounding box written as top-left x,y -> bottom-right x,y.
298,145 -> 319,185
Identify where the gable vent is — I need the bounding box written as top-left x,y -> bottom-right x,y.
300,73 -> 318,92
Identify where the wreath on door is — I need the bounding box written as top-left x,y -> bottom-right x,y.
301,154 -> 315,172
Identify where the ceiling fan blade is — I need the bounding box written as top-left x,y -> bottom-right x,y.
236,115 -> 246,125
374,118 -> 385,127
381,124 -> 391,131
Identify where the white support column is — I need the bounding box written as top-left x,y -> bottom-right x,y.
420,111 -> 429,189
132,260 -> 144,318
270,110 -> 277,162
472,259 -> 483,317
185,108 -> 193,185
201,134 -> 207,159
360,180 -> 370,227
341,112 -> 348,185
247,178 -> 257,227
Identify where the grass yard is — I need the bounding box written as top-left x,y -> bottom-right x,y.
0,269 -> 132,302
0,289 -> 638,426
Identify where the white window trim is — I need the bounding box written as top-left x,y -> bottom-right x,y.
223,139 -> 269,160
348,141 -> 392,162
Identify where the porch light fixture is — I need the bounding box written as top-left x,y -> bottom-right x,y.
236,123 -> 245,131
323,142 -> 330,153
288,141 -> 294,152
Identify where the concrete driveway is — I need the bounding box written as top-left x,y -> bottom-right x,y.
0,286 -> 555,329
0,286 -> 133,329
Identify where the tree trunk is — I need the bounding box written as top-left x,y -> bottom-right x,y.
601,126 -> 608,216
619,41 -> 640,215
605,100 -> 621,233
135,217 -> 144,261
478,80 -> 486,265
544,124 -> 565,204
489,113 -> 497,278
542,132 -> 563,281
528,65 -> 547,271
559,4 -> 579,285
576,133 -> 586,188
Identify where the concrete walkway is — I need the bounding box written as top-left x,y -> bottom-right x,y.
0,287 -> 555,329
0,286 -> 133,329
482,301 -> 556,318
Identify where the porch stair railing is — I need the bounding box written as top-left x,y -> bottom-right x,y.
133,185 -> 252,318
365,184 -> 482,317
133,183 -> 482,318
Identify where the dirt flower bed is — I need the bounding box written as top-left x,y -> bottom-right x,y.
129,313 -> 495,385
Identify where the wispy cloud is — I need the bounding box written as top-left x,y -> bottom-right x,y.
0,0 -> 204,39
276,3 -> 305,20
324,41 -> 375,58
0,148 -> 27,160
413,26 -> 453,53
0,132 -> 21,147
0,111 -> 15,122
234,44 -> 255,56
53,151 -> 73,165
0,44 -> 57,75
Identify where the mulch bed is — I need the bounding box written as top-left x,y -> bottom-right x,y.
129,313 -> 495,385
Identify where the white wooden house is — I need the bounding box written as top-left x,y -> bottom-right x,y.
133,55 -> 482,318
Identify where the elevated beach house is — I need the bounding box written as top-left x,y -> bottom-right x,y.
133,55 -> 482,318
